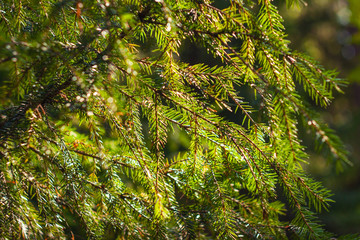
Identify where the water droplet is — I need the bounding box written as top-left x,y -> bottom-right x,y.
107,97 -> 114,103
102,55 -> 109,61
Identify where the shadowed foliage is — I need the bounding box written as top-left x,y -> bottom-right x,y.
0,0 -> 354,239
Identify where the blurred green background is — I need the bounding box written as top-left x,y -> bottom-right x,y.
1,0 -> 359,237
206,0 -> 360,236
280,0 -> 360,235
181,0 -> 360,236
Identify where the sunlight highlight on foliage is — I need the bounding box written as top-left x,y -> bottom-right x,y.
0,0 -> 351,239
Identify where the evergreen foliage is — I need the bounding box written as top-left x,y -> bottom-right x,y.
0,0 -> 352,239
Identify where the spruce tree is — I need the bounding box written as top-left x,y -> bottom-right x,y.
0,0 -> 353,239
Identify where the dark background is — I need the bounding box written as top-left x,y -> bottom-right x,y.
1,0 -> 359,237
201,0 -> 360,236
279,0 -> 360,235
